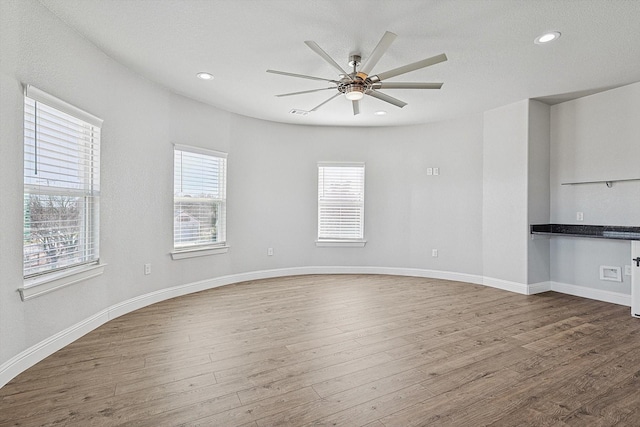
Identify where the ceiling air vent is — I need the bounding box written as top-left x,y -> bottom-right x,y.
289,109 -> 309,116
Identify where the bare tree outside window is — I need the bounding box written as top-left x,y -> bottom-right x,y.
24,195 -> 83,273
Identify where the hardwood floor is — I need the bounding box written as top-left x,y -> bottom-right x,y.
1,274 -> 640,426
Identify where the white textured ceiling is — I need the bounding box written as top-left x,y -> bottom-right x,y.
40,0 -> 640,127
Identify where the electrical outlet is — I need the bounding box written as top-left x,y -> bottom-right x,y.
576,212 -> 584,221
427,168 -> 433,176
433,167 -> 440,176
267,248 -> 274,256
432,249 -> 438,257
144,263 -> 151,275
625,265 -> 632,276
600,265 -> 621,282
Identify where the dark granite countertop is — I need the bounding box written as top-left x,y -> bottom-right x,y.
530,224 -> 640,240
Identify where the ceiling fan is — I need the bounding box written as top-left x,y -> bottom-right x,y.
267,31 -> 447,116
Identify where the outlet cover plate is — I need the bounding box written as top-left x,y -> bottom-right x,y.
600,265 -> 621,282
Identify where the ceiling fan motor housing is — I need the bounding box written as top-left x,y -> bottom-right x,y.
338,60 -> 372,99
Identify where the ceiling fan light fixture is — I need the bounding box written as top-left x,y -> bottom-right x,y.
344,85 -> 364,101
534,31 -> 561,44
196,72 -> 214,80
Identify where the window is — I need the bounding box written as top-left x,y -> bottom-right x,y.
23,86 -> 102,279
173,145 -> 227,256
317,162 -> 365,245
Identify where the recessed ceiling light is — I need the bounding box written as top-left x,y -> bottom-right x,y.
196,72 -> 214,80
534,31 -> 561,45
374,111 -> 387,116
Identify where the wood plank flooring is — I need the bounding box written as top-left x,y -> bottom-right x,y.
1,274 -> 640,426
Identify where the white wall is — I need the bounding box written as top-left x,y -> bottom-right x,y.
482,99 -> 551,289
549,82 -> 640,294
482,100 -> 530,285
226,119 -> 484,275
527,100 -> 551,285
0,0 -> 484,376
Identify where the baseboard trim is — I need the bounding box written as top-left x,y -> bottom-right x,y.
529,281 -> 553,294
0,266 -> 628,388
482,276 -> 528,294
0,309 -> 110,390
550,281 -> 631,307
480,278 -> 552,296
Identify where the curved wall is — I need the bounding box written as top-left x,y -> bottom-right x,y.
0,0 -> 484,386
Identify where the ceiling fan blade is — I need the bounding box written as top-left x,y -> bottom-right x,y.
352,100 -> 360,116
373,82 -> 443,90
310,93 -> 341,112
359,31 -> 397,75
276,87 -> 336,97
372,53 -> 447,82
304,40 -> 348,75
267,69 -> 339,83
366,90 -> 407,108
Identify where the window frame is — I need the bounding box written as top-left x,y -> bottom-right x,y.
171,144 -> 228,260
316,162 -> 366,247
20,85 -> 104,301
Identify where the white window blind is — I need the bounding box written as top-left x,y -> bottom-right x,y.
318,163 -> 365,240
174,146 -> 227,249
23,86 -> 102,278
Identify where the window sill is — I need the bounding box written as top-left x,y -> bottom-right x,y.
19,263 -> 106,301
171,245 -> 229,260
315,240 -> 367,248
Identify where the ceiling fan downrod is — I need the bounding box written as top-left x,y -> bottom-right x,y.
349,54 -> 361,74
